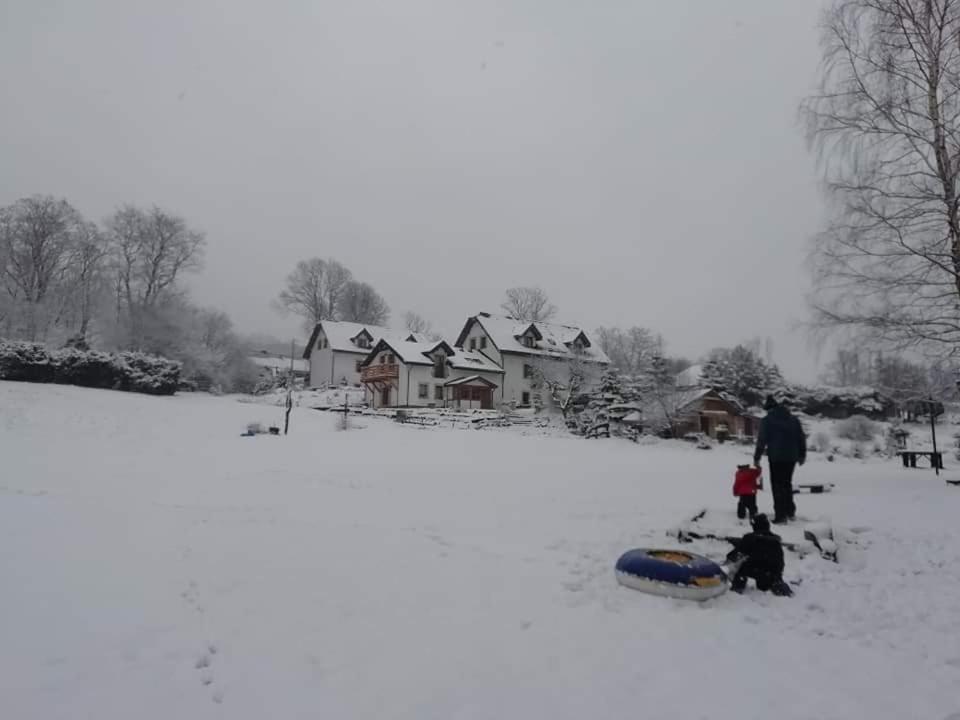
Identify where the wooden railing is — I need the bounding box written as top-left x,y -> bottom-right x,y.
361,364 -> 399,383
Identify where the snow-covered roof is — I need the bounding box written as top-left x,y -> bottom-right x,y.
304,321 -> 426,357
455,313 -> 609,364
675,364 -> 703,388
383,340 -> 436,365
361,338 -> 504,373
446,346 -> 504,374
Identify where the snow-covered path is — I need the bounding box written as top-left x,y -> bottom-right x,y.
2,382 -> 958,719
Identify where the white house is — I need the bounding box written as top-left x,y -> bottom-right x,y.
453,312 -> 610,407
359,339 -> 504,409
302,321 -> 429,388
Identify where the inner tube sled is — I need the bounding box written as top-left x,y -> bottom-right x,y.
615,548 -> 728,601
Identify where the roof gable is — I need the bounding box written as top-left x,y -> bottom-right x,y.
458,313 -> 609,364
305,321 -> 428,357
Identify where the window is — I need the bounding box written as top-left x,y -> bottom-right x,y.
355,360 -> 363,373
522,391 -> 531,406
469,338 -> 477,350
433,355 -> 447,379
380,355 -> 386,365
418,383 -> 429,399
356,337 -> 370,349
479,337 -> 487,350
522,335 -> 536,348
434,385 -> 444,401
523,363 -> 533,379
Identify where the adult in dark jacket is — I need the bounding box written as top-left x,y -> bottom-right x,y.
725,514 -> 792,596
754,395 -> 806,523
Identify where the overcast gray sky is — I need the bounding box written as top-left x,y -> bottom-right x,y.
0,0 -> 826,381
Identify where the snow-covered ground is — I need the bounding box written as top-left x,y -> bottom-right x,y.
2,381 -> 959,720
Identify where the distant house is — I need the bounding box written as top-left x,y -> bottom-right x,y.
652,387 -> 758,439
248,351 -> 309,380
302,321 -> 429,388
359,339 -> 504,409
454,312 -> 610,407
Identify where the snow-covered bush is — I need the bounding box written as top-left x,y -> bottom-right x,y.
812,431 -> 832,453
793,385 -> 895,420
0,340 -> 180,395
835,415 -> 877,442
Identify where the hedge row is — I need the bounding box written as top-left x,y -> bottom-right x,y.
0,341 -> 180,396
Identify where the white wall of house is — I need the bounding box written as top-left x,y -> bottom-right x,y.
363,345 -> 502,408
308,347 -> 366,388
500,353 -> 534,406
498,353 -> 606,409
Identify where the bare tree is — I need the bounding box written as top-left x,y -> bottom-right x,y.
802,0 -> 960,355
63,222 -> 109,341
337,281 -> 390,325
0,196 -> 88,340
277,258 -> 353,330
534,355 -> 587,418
403,311 -> 436,338
104,204 -> 205,349
107,205 -> 204,311
595,326 -> 658,375
501,286 -> 557,323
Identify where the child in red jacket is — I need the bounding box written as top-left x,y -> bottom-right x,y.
734,464 -> 763,520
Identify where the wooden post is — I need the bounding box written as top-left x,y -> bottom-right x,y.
929,396 -> 940,475
284,339 -> 294,435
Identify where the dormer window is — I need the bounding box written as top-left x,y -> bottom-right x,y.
433,354 -> 447,379
522,335 -> 536,348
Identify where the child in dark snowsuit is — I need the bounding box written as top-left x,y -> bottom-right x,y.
733,464 -> 762,520
725,514 -> 792,596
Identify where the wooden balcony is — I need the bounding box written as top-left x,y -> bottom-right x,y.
361,364 -> 399,383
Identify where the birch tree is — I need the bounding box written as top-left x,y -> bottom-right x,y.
802,0 -> 960,355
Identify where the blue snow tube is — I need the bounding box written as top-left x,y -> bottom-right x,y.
615,549 -> 728,601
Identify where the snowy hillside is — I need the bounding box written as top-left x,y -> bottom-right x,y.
2,381 -> 959,719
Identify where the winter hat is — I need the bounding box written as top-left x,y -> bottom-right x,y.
751,513 -> 771,534
763,394 -> 778,410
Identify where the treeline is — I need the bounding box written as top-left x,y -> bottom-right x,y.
0,195 -> 256,392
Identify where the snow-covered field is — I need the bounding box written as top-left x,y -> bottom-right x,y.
2,381 -> 959,720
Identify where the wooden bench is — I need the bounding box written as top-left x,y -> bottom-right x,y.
898,451 -> 944,470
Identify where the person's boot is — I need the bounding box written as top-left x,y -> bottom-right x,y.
771,580 -> 793,597
772,516 -> 788,525
730,574 -> 747,593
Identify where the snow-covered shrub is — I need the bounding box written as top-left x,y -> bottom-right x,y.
835,415 -> 877,442
793,385 -> 895,420
812,431 -> 832,453
0,340 -> 180,395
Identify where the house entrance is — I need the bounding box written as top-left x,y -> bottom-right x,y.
381,387 -> 391,407
454,385 -> 492,410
